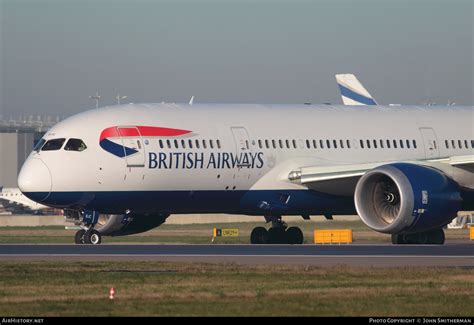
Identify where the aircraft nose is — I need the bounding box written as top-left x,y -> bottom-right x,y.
18,157 -> 52,202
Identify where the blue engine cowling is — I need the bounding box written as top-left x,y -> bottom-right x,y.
354,163 -> 462,234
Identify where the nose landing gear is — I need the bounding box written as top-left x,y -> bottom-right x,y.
250,216 -> 304,244
74,229 -> 102,245
74,209 -> 102,245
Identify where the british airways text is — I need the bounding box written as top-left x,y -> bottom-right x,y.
148,152 -> 265,169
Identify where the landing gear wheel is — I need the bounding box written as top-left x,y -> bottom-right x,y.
268,227 -> 287,244
74,230 -> 85,244
414,232 -> 429,244
428,229 -> 445,245
84,229 -> 102,245
391,234 -> 403,244
286,227 -> 304,245
391,228 -> 445,245
250,227 -> 269,244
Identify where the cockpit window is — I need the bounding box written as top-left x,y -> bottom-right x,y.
41,138 -> 66,151
64,138 -> 87,152
33,138 -> 46,152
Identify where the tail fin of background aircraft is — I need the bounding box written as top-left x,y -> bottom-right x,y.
336,74 -> 377,105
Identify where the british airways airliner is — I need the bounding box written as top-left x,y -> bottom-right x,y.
17,103 -> 474,245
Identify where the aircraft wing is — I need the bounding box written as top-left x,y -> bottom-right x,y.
0,187 -> 48,211
429,155 -> 474,167
288,155 -> 474,196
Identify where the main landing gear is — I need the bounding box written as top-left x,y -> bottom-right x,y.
391,228 -> 445,245
250,216 -> 304,244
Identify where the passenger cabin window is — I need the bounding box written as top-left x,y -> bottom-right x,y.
445,140 -> 449,149
188,139 -> 193,149
41,138 -> 65,151
64,139 -> 87,152
217,140 -> 221,149
209,140 -> 214,149
181,139 -> 186,149
412,140 -> 417,149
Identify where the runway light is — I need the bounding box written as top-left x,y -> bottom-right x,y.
109,287 -> 116,300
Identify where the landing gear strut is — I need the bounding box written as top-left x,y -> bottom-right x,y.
391,228 -> 445,245
250,216 -> 304,244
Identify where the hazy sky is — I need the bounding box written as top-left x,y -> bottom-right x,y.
0,0 -> 472,117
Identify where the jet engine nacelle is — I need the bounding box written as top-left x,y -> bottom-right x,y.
95,213 -> 169,236
354,163 -> 462,234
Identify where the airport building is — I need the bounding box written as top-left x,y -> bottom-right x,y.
0,118 -> 56,187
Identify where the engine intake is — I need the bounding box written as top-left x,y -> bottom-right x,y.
354,163 -> 462,234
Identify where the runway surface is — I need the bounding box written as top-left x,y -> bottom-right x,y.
0,243 -> 473,266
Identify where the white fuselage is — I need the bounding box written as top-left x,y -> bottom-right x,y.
17,103 -> 474,216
